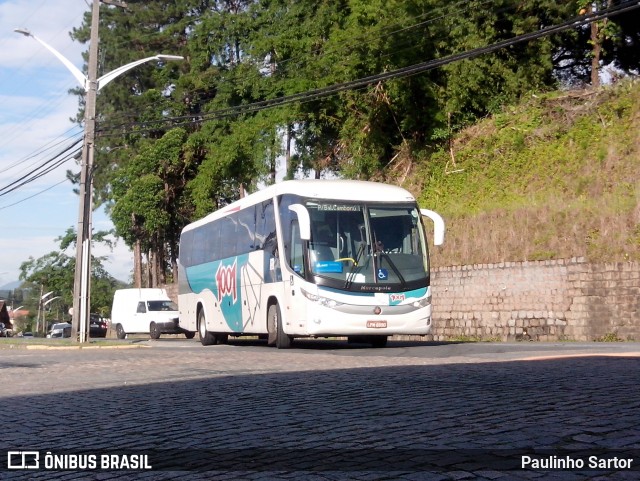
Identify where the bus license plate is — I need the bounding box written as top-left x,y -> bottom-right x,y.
366,320 -> 387,329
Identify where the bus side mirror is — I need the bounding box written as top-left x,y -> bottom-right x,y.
289,204 -> 311,240
420,209 -> 445,246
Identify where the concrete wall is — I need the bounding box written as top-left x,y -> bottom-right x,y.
430,258 -> 640,342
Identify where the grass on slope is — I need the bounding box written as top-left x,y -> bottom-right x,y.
409,79 -> 640,268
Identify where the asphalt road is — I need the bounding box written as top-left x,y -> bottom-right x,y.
1,339 -> 639,480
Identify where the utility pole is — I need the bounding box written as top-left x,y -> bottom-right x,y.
71,0 -> 101,343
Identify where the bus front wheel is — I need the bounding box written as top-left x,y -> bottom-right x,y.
267,303 -> 291,349
198,310 -> 217,346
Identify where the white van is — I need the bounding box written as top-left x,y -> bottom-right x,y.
111,288 -> 195,340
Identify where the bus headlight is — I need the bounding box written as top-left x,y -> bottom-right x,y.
301,288 -> 344,308
413,293 -> 432,308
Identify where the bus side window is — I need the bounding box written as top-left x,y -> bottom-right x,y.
207,222 -> 222,262
220,216 -> 237,259
179,230 -> 193,267
257,200 -> 277,255
137,302 -> 146,314
236,206 -> 256,255
290,220 -> 305,277
192,227 -> 206,265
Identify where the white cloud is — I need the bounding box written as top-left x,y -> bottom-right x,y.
0,1 -> 135,286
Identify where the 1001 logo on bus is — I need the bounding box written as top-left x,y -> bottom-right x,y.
215,259 -> 238,303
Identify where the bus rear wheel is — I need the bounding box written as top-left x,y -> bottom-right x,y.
116,324 -> 126,340
198,310 -> 217,346
267,303 -> 291,349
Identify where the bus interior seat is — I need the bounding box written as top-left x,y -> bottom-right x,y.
311,224 -> 337,262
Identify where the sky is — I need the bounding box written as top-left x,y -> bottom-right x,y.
0,0 -> 132,287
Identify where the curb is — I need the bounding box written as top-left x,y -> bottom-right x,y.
0,343 -> 149,350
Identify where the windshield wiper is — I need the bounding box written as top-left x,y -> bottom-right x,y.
377,252 -> 407,289
344,242 -> 366,289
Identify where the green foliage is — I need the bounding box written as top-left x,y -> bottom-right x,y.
449,334 -> 502,342
419,79 -> 640,267
110,127 -> 191,264
595,331 -> 624,342
18,228 -> 123,318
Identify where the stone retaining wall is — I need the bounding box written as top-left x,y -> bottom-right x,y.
430,258 -> 639,342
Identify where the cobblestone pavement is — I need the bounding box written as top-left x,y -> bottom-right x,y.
1,339 -> 639,480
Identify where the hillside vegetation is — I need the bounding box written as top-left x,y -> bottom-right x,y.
409,79 -> 640,268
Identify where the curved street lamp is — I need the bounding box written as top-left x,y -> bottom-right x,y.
15,0 -> 183,342
14,28 -> 183,93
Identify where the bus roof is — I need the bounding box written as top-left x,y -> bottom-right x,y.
183,179 -> 416,232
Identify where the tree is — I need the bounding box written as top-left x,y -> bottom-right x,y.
18,228 -> 123,320
110,127 -> 194,286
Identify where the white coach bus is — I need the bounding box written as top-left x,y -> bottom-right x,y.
177,179 -> 444,348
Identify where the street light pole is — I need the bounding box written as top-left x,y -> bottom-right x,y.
15,0 -> 182,342
74,0 -> 100,344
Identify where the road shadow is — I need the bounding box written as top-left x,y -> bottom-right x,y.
2,356 -> 639,479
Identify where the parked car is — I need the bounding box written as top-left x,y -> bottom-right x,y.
22,332 -> 34,338
89,314 -> 108,338
111,288 -> 193,340
0,322 -> 12,337
47,322 -> 71,339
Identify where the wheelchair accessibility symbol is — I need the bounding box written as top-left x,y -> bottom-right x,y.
377,268 -> 389,280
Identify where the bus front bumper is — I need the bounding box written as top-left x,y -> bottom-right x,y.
301,303 -> 433,337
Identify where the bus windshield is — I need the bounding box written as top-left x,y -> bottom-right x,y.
305,201 -> 429,290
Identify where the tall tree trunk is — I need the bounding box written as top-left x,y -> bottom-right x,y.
132,213 -> 142,288
285,124 -> 293,179
150,248 -> 158,288
158,241 -> 166,285
590,4 -> 601,88
169,237 -> 178,284
146,251 -> 152,288
134,239 -> 142,288
269,137 -> 277,185
171,257 -> 178,283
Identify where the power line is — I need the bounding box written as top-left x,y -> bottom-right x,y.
0,137 -> 82,197
97,1 -> 640,137
0,178 -> 70,211
2,127 -> 82,175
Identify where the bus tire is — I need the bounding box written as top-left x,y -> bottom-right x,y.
184,331 -> 195,339
266,304 -> 277,346
116,324 -> 126,340
198,310 -> 217,346
271,303 -> 291,349
149,322 -> 161,340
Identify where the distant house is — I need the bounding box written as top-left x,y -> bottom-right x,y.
0,300 -> 13,331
